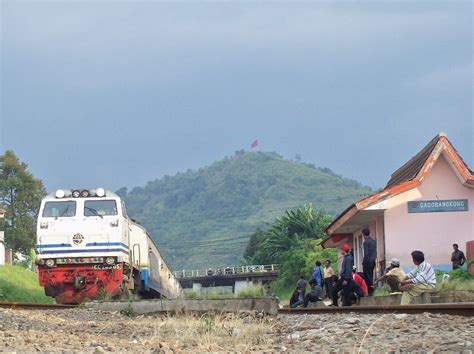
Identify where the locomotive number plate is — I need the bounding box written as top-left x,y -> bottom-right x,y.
93,264 -> 122,270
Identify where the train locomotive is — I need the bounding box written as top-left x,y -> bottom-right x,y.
36,188 -> 182,303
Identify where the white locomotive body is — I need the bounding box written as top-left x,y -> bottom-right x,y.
36,188 -> 181,303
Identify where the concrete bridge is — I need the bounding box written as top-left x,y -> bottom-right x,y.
174,264 -> 279,294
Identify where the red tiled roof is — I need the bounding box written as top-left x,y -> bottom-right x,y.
384,135 -> 439,189
322,133 -> 473,247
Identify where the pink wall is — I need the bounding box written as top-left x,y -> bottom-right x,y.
384,154 -> 474,270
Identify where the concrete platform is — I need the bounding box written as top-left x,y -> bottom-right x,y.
358,290 -> 474,306
85,297 -> 279,315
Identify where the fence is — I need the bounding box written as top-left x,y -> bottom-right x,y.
174,264 -> 279,278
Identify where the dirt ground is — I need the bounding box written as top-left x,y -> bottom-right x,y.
0,307 -> 472,352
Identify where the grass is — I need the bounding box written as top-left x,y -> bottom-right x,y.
437,279 -> 474,291
184,288 -> 234,300
183,285 -> 266,300
373,285 -> 391,297
0,265 -> 54,303
236,285 -> 264,298
135,313 -> 276,351
436,269 -> 474,291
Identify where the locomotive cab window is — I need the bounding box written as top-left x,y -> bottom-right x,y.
42,201 -> 76,217
84,200 -> 118,216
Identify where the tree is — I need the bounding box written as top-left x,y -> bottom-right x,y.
246,204 -> 333,264
0,150 -> 46,256
243,204 -> 336,296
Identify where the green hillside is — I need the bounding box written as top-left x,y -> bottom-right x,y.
120,151 -> 372,269
0,265 -> 54,303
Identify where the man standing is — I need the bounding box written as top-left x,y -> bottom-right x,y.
323,259 -> 335,299
400,250 -> 436,305
312,261 -> 323,287
451,244 -> 466,270
362,227 -> 377,296
331,244 -> 354,306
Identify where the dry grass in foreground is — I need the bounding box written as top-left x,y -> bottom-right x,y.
140,312 -> 279,351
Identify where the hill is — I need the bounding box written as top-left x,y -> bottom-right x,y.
119,151 -> 372,269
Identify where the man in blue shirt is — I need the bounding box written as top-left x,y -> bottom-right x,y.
312,261 -> 323,287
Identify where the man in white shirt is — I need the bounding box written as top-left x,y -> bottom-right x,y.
400,250 -> 436,305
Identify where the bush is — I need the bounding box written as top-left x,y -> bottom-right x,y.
236,285 -> 264,298
448,268 -> 472,281
435,268 -> 474,291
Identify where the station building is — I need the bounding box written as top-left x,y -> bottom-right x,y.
322,133 -> 473,273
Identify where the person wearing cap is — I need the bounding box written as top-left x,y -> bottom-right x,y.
374,259 -> 405,293
362,227 -> 377,296
331,244 -> 355,306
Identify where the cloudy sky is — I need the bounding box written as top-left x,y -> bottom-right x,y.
1,1 -> 472,192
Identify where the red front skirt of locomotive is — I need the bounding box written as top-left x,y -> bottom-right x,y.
38,263 -> 124,304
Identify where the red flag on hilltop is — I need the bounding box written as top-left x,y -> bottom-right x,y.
251,139 -> 258,149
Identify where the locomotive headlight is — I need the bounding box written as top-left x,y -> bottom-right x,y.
80,189 -> 90,197
55,189 -> 65,198
72,190 -> 81,198
96,188 -> 105,197
37,258 -> 45,265
105,257 -> 115,266
45,259 -> 55,267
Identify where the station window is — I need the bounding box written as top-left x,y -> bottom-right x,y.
84,200 -> 118,216
42,201 -> 76,218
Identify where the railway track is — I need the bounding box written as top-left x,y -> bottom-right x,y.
0,301 -> 77,310
279,303 -> 474,316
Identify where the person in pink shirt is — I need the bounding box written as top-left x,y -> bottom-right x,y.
352,266 -> 368,297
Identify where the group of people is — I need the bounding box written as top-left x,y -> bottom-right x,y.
289,227 -> 467,307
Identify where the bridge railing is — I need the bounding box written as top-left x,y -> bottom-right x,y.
174,264 -> 279,279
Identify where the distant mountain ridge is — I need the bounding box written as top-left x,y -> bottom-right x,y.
119,151 -> 372,269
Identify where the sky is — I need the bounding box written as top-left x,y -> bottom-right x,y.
1,1 -> 472,192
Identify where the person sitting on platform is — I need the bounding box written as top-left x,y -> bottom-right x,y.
400,250 -> 436,305
289,286 -> 303,308
296,275 -> 308,300
303,279 -> 323,307
352,266 -> 368,297
374,258 -> 405,293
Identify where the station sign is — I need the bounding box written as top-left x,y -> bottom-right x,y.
407,199 -> 468,213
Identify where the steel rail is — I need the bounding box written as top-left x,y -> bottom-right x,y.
0,301 -> 77,310
279,303 -> 474,316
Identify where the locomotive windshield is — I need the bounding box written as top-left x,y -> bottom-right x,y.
84,200 -> 118,216
42,201 -> 76,217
